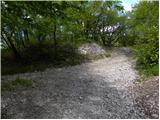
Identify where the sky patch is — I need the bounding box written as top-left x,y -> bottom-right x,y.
121,0 -> 139,11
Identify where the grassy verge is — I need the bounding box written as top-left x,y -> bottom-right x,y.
137,64 -> 159,77
1,78 -> 33,92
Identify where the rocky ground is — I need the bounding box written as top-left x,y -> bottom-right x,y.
1,45 -> 159,119
132,76 -> 159,119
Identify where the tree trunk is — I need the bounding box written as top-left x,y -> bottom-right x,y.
8,36 -> 21,60
2,31 -> 21,60
2,33 -> 12,49
106,36 -> 112,47
24,29 -> 30,44
101,35 -> 106,46
53,24 -> 57,59
20,31 -> 26,48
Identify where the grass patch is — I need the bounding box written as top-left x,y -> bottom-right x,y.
1,78 -> 33,92
138,64 -> 159,77
135,64 -> 159,83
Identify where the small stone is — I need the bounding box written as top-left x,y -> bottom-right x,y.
79,96 -> 83,100
152,114 -> 158,118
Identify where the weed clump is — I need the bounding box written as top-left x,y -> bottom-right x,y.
2,78 -> 33,92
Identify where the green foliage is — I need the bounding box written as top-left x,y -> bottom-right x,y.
126,1 -> 159,76
1,1 -> 125,75
1,78 -> 33,92
1,1 -> 125,55
1,1 -> 158,77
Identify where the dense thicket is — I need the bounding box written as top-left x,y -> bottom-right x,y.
1,1 -> 159,76
125,1 -> 159,76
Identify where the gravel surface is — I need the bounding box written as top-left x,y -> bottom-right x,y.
132,76 -> 159,119
1,47 -> 148,119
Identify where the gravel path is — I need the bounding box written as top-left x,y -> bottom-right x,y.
133,76 -> 159,119
1,47 -> 146,119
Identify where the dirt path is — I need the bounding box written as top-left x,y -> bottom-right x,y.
1,48 -> 146,118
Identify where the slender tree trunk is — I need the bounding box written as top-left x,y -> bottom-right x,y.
8,36 -> 21,59
24,29 -> 30,45
101,35 -> 106,46
53,23 -> 57,59
21,31 -> 26,48
85,21 -> 89,39
1,33 -> 12,49
38,34 -> 41,43
3,31 -> 21,59
106,36 -> 112,47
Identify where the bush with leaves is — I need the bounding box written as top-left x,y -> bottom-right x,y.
128,1 -> 159,76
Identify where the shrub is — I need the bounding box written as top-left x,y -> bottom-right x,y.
136,43 -> 158,67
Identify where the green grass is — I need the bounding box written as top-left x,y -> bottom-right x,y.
138,64 -> 159,77
136,66 -> 158,83
135,64 -> 159,83
1,78 -> 33,92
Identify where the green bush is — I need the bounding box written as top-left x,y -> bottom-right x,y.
136,43 -> 158,67
134,42 -> 159,77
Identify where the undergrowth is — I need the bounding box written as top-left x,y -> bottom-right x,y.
130,46 -> 159,82
2,42 -> 109,75
1,78 -> 33,92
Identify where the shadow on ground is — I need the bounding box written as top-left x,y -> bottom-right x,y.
1,48 -> 144,119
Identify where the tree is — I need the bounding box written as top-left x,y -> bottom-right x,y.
1,1 -> 126,61
126,1 -> 158,72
